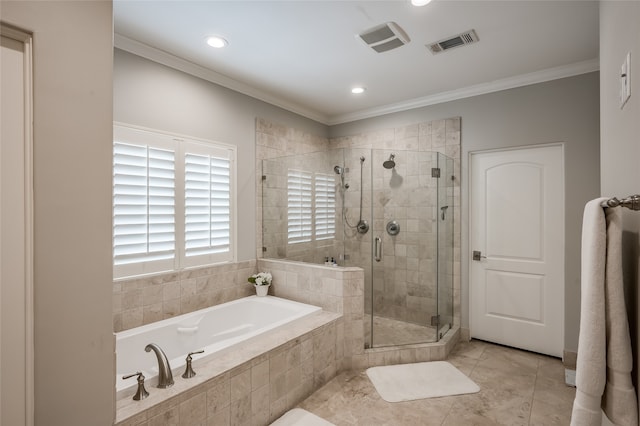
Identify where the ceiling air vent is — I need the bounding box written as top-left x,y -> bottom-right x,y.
427,29 -> 479,55
358,22 -> 410,53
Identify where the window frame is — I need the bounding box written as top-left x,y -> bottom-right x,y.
113,123 -> 237,280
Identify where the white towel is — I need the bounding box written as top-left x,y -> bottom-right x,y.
571,198 -> 607,425
571,198 -> 638,426
602,207 -> 638,426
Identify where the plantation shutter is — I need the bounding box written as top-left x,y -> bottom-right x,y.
113,124 -> 236,279
183,142 -> 233,265
113,141 -> 175,276
314,173 -> 336,240
287,169 -> 312,243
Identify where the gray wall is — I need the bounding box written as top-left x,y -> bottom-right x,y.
600,0 -> 640,410
114,49 -> 328,261
2,1 -> 115,424
331,72 -> 601,353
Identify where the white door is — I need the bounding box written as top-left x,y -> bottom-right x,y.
470,145 -> 564,357
1,27 -> 34,426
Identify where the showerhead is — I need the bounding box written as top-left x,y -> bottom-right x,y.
334,165 -> 343,175
383,154 -> 396,169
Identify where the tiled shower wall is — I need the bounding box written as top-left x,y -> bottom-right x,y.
331,119 -> 460,328
255,118 -> 331,260
257,117 -> 461,329
262,150 -> 343,264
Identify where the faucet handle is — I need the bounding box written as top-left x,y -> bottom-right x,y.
182,350 -> 205,379
122,372 -> 150,401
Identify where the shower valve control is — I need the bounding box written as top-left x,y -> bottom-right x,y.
386,220 -> 400,236
472,250 -> 487,261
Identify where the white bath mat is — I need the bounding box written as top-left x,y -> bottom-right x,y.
366,361 -> 480,402
270,408 -> 336,426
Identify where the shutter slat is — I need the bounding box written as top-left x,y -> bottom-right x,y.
184,152 -> 231,258
287,169 -> 313,243
113,141 -> 176,266
114,129 -> 234,277
315,173 -> 336,240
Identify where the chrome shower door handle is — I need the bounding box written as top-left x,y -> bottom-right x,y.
374,237 -> 382,262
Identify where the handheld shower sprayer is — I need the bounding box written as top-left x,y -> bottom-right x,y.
340,155 -> 368,234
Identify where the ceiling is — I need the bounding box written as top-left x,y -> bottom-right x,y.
113,0 -> 599,125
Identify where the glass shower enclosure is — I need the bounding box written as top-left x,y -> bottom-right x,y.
262,148 -> 453,348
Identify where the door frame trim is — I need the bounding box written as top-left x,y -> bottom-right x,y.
468,142 -> 565,354
1,23 -> 35,426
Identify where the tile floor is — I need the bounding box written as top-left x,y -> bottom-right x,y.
296,339 -> 575,425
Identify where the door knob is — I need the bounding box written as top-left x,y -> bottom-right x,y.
472,250 -> 487,261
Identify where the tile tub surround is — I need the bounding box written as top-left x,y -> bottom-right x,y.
258,258 -> 364,371
115,259 -> 458,424
115,310 -> 342,426
116,296 -> 323,400
113,260 -> 257,332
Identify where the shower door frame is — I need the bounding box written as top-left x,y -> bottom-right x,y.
366,149 -> 446,349
436,152 -> 454,340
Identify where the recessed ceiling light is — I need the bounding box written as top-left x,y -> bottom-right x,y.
351,87 -> 366,94
206,36 -> 228,49
411,0 -> 432,6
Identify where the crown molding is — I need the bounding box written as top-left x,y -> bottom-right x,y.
114,34 -> 331,125
115,33 -> 598,127
327,58 -> 600,125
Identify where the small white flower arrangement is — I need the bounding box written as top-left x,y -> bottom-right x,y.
248,272 -> 272,286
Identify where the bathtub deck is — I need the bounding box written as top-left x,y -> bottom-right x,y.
115,309 -> 341,425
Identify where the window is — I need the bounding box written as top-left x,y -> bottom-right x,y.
314,173 -> 336,240
112,141 -> 176,272
113,124 -> 236,279
287,169 -> 335,244
287,169 -> 312,243
182,144 -> 233,267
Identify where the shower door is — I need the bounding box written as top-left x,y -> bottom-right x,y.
367,150 -> 440,348
436,153 -> 454,339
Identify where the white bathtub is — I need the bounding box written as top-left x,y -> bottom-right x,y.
116,296 -> 321,399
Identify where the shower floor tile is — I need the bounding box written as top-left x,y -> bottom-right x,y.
365,314 -> 437,347
297,340 -> 575,425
